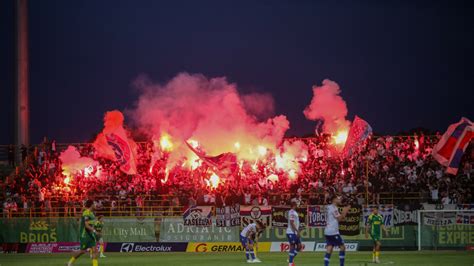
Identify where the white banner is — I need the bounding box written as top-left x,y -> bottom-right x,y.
393,208 -> 418,226
183,206 -> 213,226
240,206 -> 272,227
421,203 -> 456,226
422,203 -> 456,210
216,204 -> 240,227
423,216 -> 455,226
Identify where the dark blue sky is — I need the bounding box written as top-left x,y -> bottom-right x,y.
1,0 -> 473,144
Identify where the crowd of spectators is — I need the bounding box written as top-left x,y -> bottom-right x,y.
1,134 -> 473,218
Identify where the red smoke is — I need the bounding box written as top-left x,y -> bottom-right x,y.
128,73 -> 290,167
66,73 -> 356,181
304,79 -> 350,135
59,146 -> 98,182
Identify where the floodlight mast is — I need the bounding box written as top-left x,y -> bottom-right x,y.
15,0 -> 30,164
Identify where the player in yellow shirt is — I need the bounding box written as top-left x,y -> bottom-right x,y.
365,206 -> 389,263
67,199 -> 99,266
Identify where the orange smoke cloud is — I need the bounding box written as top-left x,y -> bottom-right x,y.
103,110 -> 125,133
304,79 -> 350,136
59,146 -> 98,179
128,73 -> 290,168
275,140 -> 308,179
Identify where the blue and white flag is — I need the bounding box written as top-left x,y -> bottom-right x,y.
342,116 -> 373,157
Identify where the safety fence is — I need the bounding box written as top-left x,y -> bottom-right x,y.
2,198 -> 184,218
1,192 -> 424,218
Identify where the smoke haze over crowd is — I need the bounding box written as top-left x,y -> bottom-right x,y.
128,73 -> 290,164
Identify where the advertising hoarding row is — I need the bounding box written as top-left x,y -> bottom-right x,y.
2,241 -> 360,253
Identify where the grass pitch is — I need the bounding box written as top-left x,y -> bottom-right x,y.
0,251 -> 473,266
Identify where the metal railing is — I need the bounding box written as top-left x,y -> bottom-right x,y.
1,192 -> 425,219
2,199 -> 184,218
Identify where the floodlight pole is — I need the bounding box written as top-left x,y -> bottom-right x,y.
15,0 -> 30,164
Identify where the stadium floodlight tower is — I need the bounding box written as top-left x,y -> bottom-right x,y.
15,0 -> 30,164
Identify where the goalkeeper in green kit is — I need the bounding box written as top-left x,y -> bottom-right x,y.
365,206 -> 389,263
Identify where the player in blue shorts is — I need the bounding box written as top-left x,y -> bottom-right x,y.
240,220 -> 265,263
324,195 -> 350,266
287,199 -> 301,266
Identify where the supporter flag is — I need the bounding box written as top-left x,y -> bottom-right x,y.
342,116 -> 373,157
93,133 -> 116,161
185,141 -> 238,177
105,130 -> 137,175
93,110 -> 138,175
432,117 -> 473,175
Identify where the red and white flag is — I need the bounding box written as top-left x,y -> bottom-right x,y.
432,117 -> 473,175
93,111 -> 137,175
105,129 -> 137,175
185,141 -> 238,177
342,116 -> 373,158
